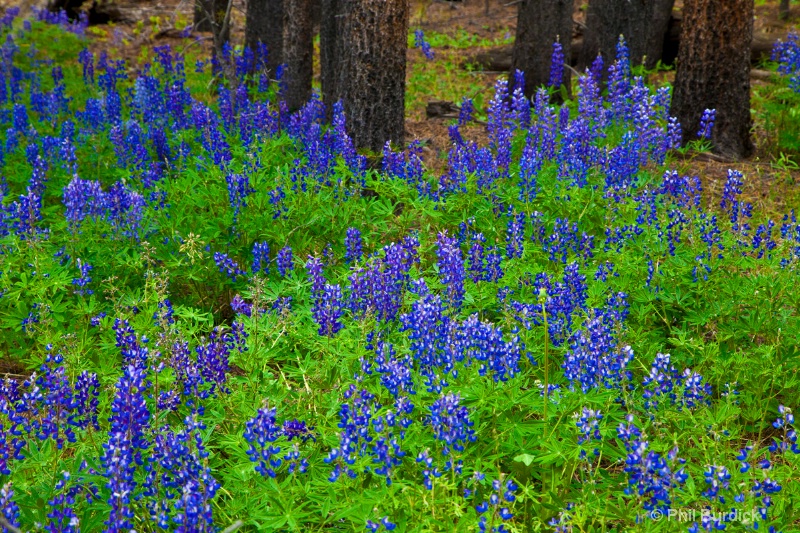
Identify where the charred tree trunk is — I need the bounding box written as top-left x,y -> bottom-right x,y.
670,0 -> 754,159
283,0 -> 313,111
510,0 -> 573,97
328,0 -> 408,151
320,0 -> 344,116
580,0 -> 674,71
195,0 -> 221,32
779,0 -> 790,20
245,0 -> 284,75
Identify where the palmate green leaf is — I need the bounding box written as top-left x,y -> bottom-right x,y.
513,453 -> 536,466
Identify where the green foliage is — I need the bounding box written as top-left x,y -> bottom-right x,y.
1,16 -> 800,533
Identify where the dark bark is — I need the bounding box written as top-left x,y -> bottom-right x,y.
195,0 -> 228,39
320,0 -> 344,116
670,0 -> 754,159
283,0 -> 313,111
195,0 -> 230,46
245,0 -> 284,75
780,0 -> 790,20
48,0 -> 120,24
510,0 -> 573,97
194,0 -> 212,32
580,0 -> 675,71
326,0 -> 408,151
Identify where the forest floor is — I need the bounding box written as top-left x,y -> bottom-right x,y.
7,0 -> 800,214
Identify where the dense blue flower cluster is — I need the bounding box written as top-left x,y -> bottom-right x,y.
244,405 -> 284,477
429,392 -> 476,456
348,235 -> 419,322
642,353 -> 712,411
616,415 -> 687,514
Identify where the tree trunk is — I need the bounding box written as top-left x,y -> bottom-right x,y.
670,0 -> 754,159
320,0 -> 343,116
283,0 -> 313,111
779,0 -> 790,20
194,0 -> 217,32
328,0 -> 408,151
510,0 -> 573,97
580,0 -> 675,71
245,0 -> 284,76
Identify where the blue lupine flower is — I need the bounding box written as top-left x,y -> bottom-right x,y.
576,408 -> 603,458
226,173 -> 255,223
345,227 -> 363,264
252,241 -> 270,275
214,252 -> 246,281
71,258 -> 93,296
276,246 -> 294,276
414,29 -> 434,60
313,283 -> 344,337
549,40 -> 565,88
698,108 -> 716,139
102,364 -> 151,532
0,483 -> 20,532
244,405 -> 283,477
436,231 -> 465,310
429,392 -> 475,454
506,208 -> 526,259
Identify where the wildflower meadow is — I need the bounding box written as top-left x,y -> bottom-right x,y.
1,6 -> 800,532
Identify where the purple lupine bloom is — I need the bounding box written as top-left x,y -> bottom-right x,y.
506,209 -> 526,259
549,40 -> 565,88
429,392 -> 476,454
312,283 -> 344,337
102,364 -> 151,533
226,173 -> 255,223
269,187 -> 288,219
0,483 -> 20,532
458,97 -> 474,126
71,258 -> 93,295
195,327 -> 232,395
698,108 -> 715,139
32,352 -> 77,449
252,241 -> 270,275
576,408 -> 603,459
276,246 -> 293,276
305,255 -> 326,299
47,492 -> 80,533
244,405 -> 283,477
150,412 -> 219,529
511,70 -> 530,128
63,178 -> 105,227
72,371 -> 100,430
345,227 -> 363,264
214,252 -> 246,281
436,231 -> 465,310
283,419 -> 315,442
616,415 -> 688,515
414,29 -> 435,60
467,233 -> 487,283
